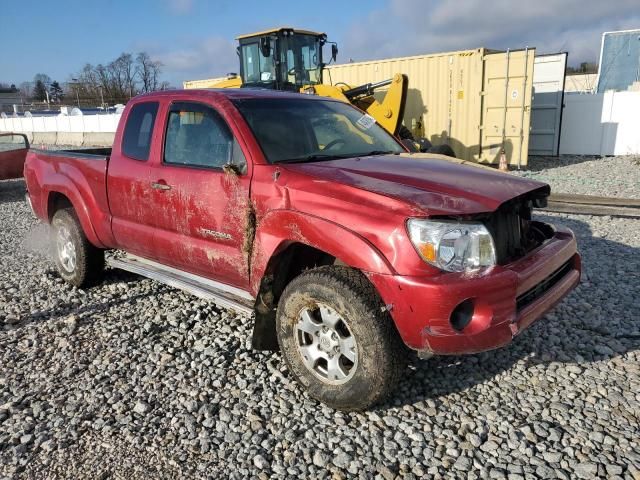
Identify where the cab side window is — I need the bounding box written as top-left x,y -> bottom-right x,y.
163,102 -> 246,172
122,102 -> 158,161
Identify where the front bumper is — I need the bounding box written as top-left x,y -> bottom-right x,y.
368,225 -> 581,355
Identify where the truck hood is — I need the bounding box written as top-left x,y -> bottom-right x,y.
283,154 -> 549,216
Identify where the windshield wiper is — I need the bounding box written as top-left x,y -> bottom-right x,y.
273,150 -> 400,164
273,153 -> 353,164
357,150 -> 400,156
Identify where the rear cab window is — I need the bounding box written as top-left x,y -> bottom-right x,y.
122,102 -> 159,161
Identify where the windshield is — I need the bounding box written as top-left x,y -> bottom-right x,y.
233,98 -> 405,164
280,34 -> 322,87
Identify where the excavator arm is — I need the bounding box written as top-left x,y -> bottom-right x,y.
309,73 -> 408,136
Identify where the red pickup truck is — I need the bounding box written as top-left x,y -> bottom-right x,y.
22,89 -> 580,410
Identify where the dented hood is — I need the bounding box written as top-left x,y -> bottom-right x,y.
283,154 -> 549,216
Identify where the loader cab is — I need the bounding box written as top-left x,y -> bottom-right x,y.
237,27 -> 335,92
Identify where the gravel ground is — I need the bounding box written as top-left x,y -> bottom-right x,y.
1,155 -> 640,479
518,155 -> 640,199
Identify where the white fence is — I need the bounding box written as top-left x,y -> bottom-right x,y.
2,92 -> 639,155
0,113 -> 120,146
559,91 -> 640,156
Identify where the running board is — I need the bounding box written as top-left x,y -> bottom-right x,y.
107,254 -> 255,315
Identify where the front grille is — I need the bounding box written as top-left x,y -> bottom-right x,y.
483,193 -> 553,264
516,259 -> 573,312
484,208 -> 525,264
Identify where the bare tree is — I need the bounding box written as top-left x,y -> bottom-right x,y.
136,52 -> 163,93
19,82 -> 32,101
111,53 -> 136,98
67,51 -> 166,106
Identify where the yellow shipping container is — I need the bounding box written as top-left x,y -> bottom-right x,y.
183,77 -> 228,89
325,48 -> 535,166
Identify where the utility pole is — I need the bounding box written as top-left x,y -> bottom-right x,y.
98,86 -> 105,110
71,78 -> 81,107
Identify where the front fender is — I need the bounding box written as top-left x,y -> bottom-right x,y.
250,209 -> 394,294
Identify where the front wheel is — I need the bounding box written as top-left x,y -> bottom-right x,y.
51,208 -> 104,288
276,266 -> 408,410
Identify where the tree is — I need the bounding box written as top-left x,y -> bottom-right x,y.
566,61 -> 598,75
68,51 -> 166,106
19,82 -> 32,101
31,73 -> 52,102
49,81 -> 64,102
33,80 -> 48,101
34,73 -> 52,85
136,52 -> 163,93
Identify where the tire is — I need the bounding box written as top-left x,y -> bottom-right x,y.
276,266 -> 408,410
51,208 -> 104,288
428,143 -> 456,157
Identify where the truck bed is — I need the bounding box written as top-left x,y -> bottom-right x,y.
25,147 -> 112,248
31,147 -> 111,160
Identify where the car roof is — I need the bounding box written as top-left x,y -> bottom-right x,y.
134,88 -> 333,102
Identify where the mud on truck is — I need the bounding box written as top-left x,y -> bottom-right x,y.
22,89 -> 580,410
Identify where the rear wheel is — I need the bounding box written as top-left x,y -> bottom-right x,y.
51,208 -> 104,287
276,266 -> 407,410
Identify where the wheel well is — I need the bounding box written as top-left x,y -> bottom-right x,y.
47,192 -> 73,222
251,242 -> 339,350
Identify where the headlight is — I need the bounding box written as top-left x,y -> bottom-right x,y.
407,219 -> 496,272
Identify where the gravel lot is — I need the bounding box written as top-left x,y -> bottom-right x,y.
518,155 -> 640,199
1,154 -> 639,479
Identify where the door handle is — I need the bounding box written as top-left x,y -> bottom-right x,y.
151,181 -> 171,191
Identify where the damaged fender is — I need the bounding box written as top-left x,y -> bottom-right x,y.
250,209 -> 395,294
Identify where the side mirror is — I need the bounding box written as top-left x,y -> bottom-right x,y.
223,139 -> 247,175
260,37 -> 271,57
331,44 -> 338,62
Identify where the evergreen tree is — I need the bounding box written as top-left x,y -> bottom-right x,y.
49,81 -> 64,102
33,80 -> 47,101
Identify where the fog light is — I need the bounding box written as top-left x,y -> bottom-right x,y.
450,299 -> 474,332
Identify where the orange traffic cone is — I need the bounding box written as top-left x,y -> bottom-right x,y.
498,148 -> 508,172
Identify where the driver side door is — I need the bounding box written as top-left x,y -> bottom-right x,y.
146,100 -> 252,289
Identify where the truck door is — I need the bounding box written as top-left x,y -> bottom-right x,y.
146,100 -> 252,289
0,133 -> 29,180
107,101 -> 160,258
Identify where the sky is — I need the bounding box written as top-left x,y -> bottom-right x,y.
3,0 -> 640,87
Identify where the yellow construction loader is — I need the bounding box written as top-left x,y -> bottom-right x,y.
184,27 -> 454,155
184,27 -> 456,154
